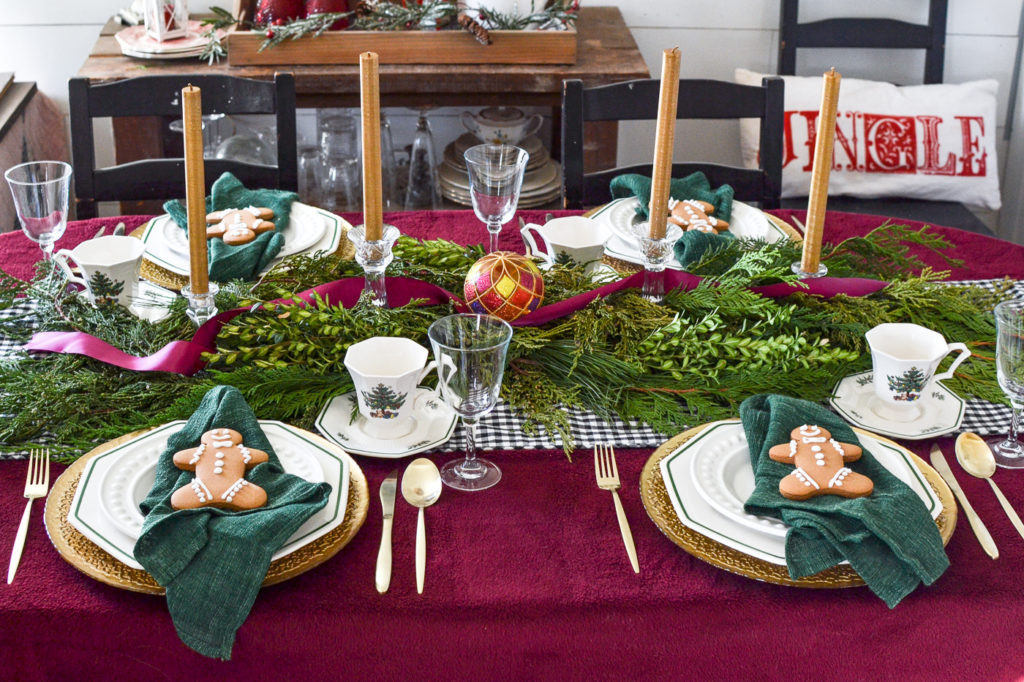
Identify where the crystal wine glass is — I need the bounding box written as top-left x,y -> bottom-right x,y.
5,161 -> 72,262
427,314 -> 513,491
991,300 -> 1024,467
464,144 -> 529,253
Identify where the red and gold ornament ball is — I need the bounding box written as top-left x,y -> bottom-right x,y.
464,251 -> 545,322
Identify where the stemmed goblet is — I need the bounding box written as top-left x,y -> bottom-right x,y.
991,300 -> 1024,467
427,314 -> 513,491
5,161 -> 72,264
464,144 -> 529,253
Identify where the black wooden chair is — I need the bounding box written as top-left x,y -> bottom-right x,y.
778,0 -> 992,234
69,73 -> 297,219
561,77 -> 784,210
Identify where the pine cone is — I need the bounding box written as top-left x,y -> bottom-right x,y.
353,1 -> 372,18
458,12 -> 491,45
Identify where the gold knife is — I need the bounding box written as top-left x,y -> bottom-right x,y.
930,444 -> 999,559
375,469 -> 399,593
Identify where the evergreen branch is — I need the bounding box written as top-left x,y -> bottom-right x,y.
199,7 -> 237,64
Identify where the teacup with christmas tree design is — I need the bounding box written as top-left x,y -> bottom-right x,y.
344,337 -> 438,440
866,323 -> 971,422
53,235 -> 146,308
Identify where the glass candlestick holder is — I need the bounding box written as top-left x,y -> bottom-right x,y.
181,282 -> 219,326
348,224 -> 400,307
632,221 -> 683,303
791,261 -> 828,279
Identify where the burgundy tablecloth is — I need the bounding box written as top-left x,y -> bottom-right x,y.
3,209 -> 1024,680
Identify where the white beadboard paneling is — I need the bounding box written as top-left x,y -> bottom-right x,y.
595,0 -> 780,30
945,34 -> 1019,121
0,24 -> 104,110
631,27 -> 778,78
1,1 -> 229,26
796,0 -> 928,25
948,0 -> 1022,37
794,0 -> 1021,34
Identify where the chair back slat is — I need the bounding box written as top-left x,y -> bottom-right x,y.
561,76 -> 784,210
69,73 -> 297,218
91,159 -> 285,202
779,0 -> 948,84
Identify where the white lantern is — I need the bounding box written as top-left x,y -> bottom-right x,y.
144,0 -> 189,42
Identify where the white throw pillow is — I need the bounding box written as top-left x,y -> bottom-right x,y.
735,68 -> 1001,210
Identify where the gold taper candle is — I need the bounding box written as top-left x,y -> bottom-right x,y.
360,51 -> 383,241
800,67 -> 841,274
182,84 -> 208,294
648,47 -> 681,240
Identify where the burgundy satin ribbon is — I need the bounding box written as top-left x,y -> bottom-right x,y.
25,272 -> 887,375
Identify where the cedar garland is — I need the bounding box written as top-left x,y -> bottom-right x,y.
0,224 -> 1006,460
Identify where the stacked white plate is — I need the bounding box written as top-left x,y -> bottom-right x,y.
115,21 -> 217,60
67,421 -> 351,571
657,420 -> 944,566
440,134 -> 562,209
140,202 -> 347,279
589,197 -> 793,270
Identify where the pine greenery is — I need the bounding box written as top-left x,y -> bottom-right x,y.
0,224 -> 1005,459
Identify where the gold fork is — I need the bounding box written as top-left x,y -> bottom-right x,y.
7,448 -> 50,584
594,443 -> 639,573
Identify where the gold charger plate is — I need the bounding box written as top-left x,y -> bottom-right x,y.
44,426 -> 369,595
640,423 -> 956,588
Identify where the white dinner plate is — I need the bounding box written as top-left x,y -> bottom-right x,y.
115,22 -> 216,58
68,420 -> 350,570
98,427 -> 326,537
142,202 -> 347,279
661,420 -> 943,566
120,46 -> 205,60
594,196 -> 790,246
159,205 -> 326,259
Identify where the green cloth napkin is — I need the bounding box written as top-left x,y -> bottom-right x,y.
738,394 -> 949,608
673,230 -> 732,269
609,171 -> 735,223
164,172 -> 299,282
134,386 -> 331,660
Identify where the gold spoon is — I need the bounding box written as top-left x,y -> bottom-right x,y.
956,432 -> 1024,542
401,458 -> 442,594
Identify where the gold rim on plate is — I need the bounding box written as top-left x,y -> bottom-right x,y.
43,426 -> 369,595
639,423 -> 956,588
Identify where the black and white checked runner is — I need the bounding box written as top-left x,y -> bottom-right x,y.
0,280 -> 1018,459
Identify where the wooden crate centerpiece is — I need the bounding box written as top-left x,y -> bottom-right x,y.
227,1 -> 577,66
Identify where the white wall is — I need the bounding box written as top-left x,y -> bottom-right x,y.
2,0 -> 1022,235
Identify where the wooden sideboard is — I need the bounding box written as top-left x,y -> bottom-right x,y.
74,6 -> 649,213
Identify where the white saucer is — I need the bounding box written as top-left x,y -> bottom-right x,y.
829,370 -> 966,440
315,387 -> 458,458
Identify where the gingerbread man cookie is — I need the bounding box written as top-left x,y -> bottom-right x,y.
667,198 -> 730,235
170,428 -> 270,511
206,206 -> 276,246
767,424 -> 873,501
